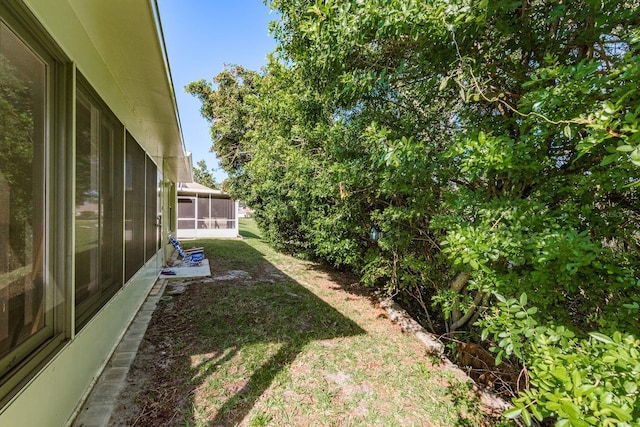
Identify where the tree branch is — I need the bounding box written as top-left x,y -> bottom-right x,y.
451,291 -> 486,332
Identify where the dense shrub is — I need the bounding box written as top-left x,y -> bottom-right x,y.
189,1 -> 640,424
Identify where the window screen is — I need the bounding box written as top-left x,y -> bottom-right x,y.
0,19 -> 48,365
74,84 -> 124,330
124,134 -> 146,281
177,197 -> 196,230
144,158 -> 157,260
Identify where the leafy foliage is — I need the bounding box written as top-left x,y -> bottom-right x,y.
192,159 -> 219,189
190,1 -> 640,424
186,65 -> 259,174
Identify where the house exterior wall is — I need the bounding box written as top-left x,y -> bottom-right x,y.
0,0 -> 189,425
162,178 -> 179,260
0,259 -> 159,427
22,0 -> 190,177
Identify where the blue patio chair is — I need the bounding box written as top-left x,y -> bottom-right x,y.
169,235 -> 205,266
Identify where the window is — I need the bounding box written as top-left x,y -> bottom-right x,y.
125,134 -> 146,281
145,157 -> 158,259
211,197 -> 236,229
1,0 -> 171,403
178,195 -> 236,231
168,182 -> 176,232
177,197 -> 196,230
197,196 -> 209,229
157,171 -> 162,251
0,7 -> 64,389
74,83 -> 124,330
124,135 -> 159,281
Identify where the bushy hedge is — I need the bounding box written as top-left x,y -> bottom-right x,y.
188,1 -> 640,424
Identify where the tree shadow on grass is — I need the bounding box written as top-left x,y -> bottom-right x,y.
306,263 -> 375,300
237,228 -> 262,240
132,239 -> 365,427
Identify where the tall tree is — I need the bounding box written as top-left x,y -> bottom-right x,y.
186,66 -> 259,175
192,159 -> 219,189
191,1 -> 640,423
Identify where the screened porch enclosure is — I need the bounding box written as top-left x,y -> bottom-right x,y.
177,184 -> 238,239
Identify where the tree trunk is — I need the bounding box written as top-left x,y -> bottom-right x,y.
450,271 -> 471,325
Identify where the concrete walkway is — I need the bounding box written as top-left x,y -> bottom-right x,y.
71,279 -> 167,427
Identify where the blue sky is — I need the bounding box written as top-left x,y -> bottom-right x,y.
157,1 -> 278,183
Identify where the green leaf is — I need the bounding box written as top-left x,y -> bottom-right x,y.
566,417 -> 590,427
439,75 -> 450,91
520,293 -> 527,306
600,153 -> 619,166
563,124 -> 572,138
560,400 -> 581,419
624,381 -> 637,394
616,145 -> 634,152
550,368 -> 570,383
589,332 -> 615,345
503,407 -> 522,419
530,403 -> 544,422
602,403 -> 632,421
576,384 -> 597,398
572,370 -> 582,389
603,100 -> 616,114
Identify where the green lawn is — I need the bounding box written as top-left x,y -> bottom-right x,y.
121,219 -> 498,426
